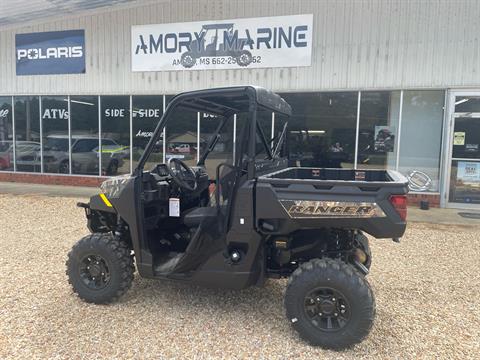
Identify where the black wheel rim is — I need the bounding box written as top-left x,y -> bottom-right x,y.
79,254 -> 111,290
304,287 -> 351,332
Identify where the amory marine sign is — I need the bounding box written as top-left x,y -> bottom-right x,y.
131,14 -> 313,71
15,30 -> 85,75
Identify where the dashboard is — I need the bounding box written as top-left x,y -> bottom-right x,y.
144,164 -> 210,203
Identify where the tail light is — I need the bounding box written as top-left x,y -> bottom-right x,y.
389,195 -> 407,221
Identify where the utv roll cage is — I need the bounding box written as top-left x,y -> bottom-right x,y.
135,86 -> 292,176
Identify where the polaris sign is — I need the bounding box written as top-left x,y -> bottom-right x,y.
132,14 -> 313,71
16,30 -> 85,75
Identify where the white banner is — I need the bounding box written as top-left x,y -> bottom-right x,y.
131,14 -> 313,72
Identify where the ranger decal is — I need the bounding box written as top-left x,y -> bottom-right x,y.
280,200 -> 386,218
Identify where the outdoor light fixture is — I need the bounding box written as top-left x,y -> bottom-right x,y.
62,98 -> 95,106
455,98 -> 469,106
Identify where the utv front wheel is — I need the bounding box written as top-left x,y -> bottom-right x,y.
285,258 -> 375,349
66,233 -> 134,304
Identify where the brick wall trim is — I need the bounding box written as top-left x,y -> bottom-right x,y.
0,172 -> 107,187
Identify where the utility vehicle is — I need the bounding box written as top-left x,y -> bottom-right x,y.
66,86 -> 408,349
180,23 -> 253,68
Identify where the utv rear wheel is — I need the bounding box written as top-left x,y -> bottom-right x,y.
355,233 -> 372,270
285,258 -> 375,349
66,233 -> 134,304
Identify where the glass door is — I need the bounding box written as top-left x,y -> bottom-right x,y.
447,96 -> 480,206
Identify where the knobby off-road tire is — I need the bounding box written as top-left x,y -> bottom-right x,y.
285,258 -> 375,350
66,233 -> 134,304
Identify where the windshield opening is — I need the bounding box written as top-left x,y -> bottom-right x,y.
140,96 -> 289,175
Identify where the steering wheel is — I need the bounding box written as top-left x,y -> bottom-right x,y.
167,158 -> 198,191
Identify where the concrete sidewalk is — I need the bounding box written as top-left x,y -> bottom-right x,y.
408,206 -> 480,227
0,181 -> 98,198
1,181 -> 479,227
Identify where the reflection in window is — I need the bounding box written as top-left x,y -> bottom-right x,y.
165,103 -> 198,170
281,92 -> 357,168
70,96 -> 99,175
200,112 -> 234,178
0,97 -> 13,171
448,117 -> 480,203
254,110 -> 272,161
101,96 -> 130,175
273,113 -> 289,158
398,91 -> 445,192
132,96 -> 163,170
449,159 -> 480,204
357,92 -> 400,170
14,96 -> 41,172
454,97 -> 480,113
41,96 -> 69,174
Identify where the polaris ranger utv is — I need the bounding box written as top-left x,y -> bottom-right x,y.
67,86 -> 408,349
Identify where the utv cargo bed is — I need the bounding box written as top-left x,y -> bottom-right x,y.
256,167 -> 409,239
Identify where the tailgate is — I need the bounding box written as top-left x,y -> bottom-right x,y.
256,168 -> 409,239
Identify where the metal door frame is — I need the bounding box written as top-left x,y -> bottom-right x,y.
442,90 -> 480,209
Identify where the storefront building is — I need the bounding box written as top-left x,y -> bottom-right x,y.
0,0 -> 479,209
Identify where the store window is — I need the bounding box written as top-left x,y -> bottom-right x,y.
281,92 -> 357,168
453,97 -> 480,113
132,95 -> 163,170
41,96 -> 69,174
14,96 -> 41,172
398,90 -> 445,192
0,97 -> 13,171
200,112 -> 234,178
357,91 -> 401,169
255,110 -> 274,161
273,113 -> 289,157
70,96 -> 99,175
165,93 -> 198,170
101,96 -> 130,175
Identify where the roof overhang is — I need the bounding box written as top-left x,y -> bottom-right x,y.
0,0 -> 162,30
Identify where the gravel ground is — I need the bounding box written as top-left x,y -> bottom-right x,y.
0,194 -> 479,359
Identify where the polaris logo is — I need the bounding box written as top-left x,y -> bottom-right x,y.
280,200 -> 386,219
17,46 -> 83,60
16,30 -> 85,75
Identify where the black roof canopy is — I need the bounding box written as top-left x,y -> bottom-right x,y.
168,86 -> 292,117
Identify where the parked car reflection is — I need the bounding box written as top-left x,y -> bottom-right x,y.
0,141 -> 42,171
0,140 -> 13,170
42,135 -> 129,175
